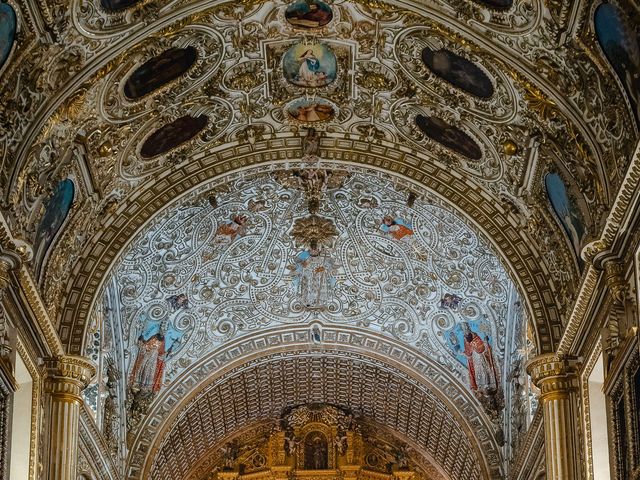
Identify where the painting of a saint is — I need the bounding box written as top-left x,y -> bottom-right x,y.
595,4 -> 640,124
124,46 -> 197,99
128,317 -> 183,394
214,214 -> 248,246
440,293 -> 462,309
447,321 -> 503,413
422,48 -> 494,99
33,179 -> 75,279
304,432 -> 329,469
140,114 -> 208,158
288,98 -> 335,122
283,43 -> 337,88
545,173 -> 586,259
293,246 -> 336,308
460,322 -> 499,393
285,0 -> 333,29
0,3 -> 16,71
380,215 -> 414,241
416,114 -> 482,160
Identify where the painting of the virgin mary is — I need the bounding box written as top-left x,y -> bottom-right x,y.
283,43 -> 337,88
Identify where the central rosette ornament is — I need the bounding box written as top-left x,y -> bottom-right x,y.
290,214 -> 337,249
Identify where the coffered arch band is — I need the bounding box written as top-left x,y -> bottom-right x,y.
135,330 -> 500,480
59,135 -> 562,356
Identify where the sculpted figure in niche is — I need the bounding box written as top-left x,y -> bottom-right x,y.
303,127 -> 320,156
304,432 -> 328,469
294,243 -> 336,308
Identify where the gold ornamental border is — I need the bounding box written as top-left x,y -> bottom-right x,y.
57,135 -> 564,356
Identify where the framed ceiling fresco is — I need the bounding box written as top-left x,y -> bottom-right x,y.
422,48 -> 494,99
544,172 -> 586,261
415,114 -> 483,160
283,42 -> 337,88
287,98 -> 336,122
285,0 -> 333,29
33,179 -> 75,279
124,46 -> 198,100
140,114 -> 208,158
100,0 -> 141,12
595,3 -> 640,125
0,3 -> 16,72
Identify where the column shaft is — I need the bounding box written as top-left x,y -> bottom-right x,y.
44,356 -> 95,480
527,354 -> 581,480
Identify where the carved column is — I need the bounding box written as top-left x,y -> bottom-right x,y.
0,258 -> 15,361
44,356 -> 95,480
527,353 -> 581,480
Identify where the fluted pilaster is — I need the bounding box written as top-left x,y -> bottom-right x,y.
44,356 -> 95,480
527,353 -> 581,480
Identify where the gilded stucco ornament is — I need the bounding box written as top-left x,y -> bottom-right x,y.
0,0 -> 634,426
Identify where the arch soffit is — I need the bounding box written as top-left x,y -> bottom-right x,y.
138,342 -> 498,480
58,139 -> 562,355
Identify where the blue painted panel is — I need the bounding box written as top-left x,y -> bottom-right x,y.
0,3 -> 17,71
34,179 -> 75,277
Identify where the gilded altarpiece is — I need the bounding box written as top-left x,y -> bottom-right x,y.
193,404 -> 444,480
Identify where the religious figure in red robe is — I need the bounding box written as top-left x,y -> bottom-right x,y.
462,322 -> 499,393
129,333 -> 167,393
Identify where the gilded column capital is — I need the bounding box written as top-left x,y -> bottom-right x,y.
44,355 -> 96,397
603,259 -> 627,304
526,353 -> 580,397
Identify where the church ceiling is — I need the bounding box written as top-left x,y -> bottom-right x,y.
83,166 -> 528,477
103,168 -> 513,392
0,0 -> 636,477
0,0 -> 636,361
